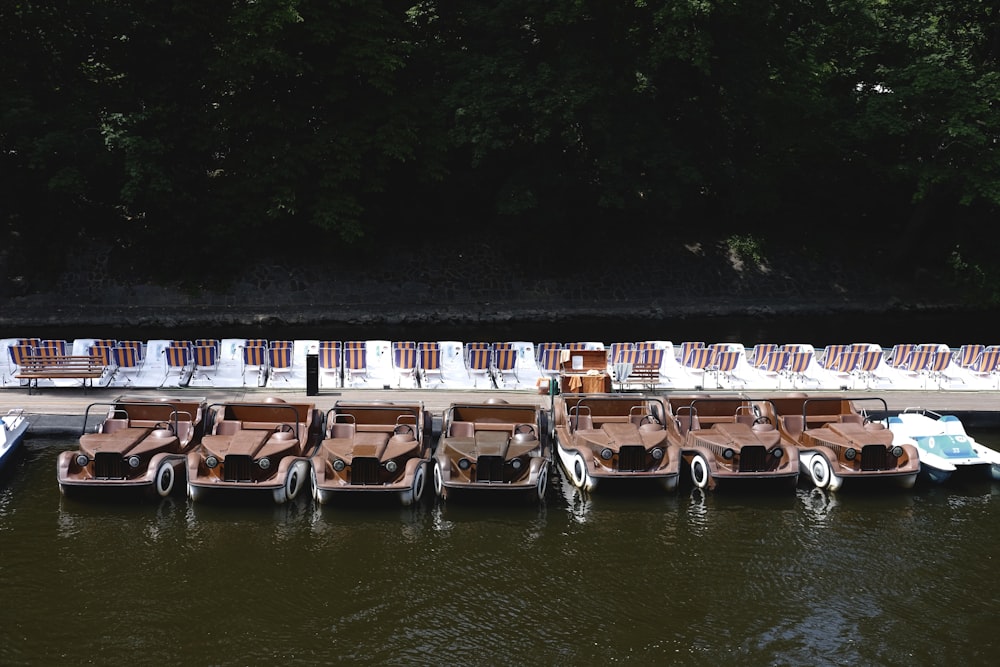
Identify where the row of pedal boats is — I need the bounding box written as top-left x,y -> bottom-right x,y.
41,393 -> 1000,505
3,337 -> 1000,391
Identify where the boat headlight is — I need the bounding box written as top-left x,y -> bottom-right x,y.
511,458 -> 523,470
258,457 -> 271,470
332,458 -> 346,472
385,460 -> 398,473
771,447 -> 783,459
75,454 -> 89,467
600,447 -> 614,461
458,458 -> 471,470
844,448 -> 857,461
127,455 -> 141,469
891,445 -> 903,458
650,447 -> 664,461
722,448 -> 735,460
206,455 -> 219,469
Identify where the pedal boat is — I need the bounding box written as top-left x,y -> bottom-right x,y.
433,400 -> 550,502
665,396 -> 799,491
1,408 -> 30,475
887,408 -> 1000,484
57,398 -> 206,498
766,396 -> 920,491
311,400 -> 431,506
553,393 -> 681,493
186,398 -> 321,503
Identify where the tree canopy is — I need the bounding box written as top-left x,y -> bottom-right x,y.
3,0 -> 997,285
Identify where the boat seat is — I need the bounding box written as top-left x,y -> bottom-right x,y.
450,421 -> 474,437
574,415 -> 593,431
781,415 -> 803,440
330,423 -> 355,439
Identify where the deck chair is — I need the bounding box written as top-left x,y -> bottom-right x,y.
678,342 -> 706,364
392,342 -> 418,387
318,341 -> 342,388
954,344 -> 985,370
162,344 -> 192,386
36,339 -> 69,359
709,349 -> 746,388
117,340 -> 145,362
854,349 -> 888,387
536,346 -> 563,379
611,347 -> 643,387
964,346 -> 1000,388
343,342 -> 367,385
466,344 -> 494,388
491,346 -> 518,387
609,342 -> 635,365
886,343 -> 915,370
756,349 -> 789,388
242,343 -> 268,386
783,350 -> 819,387
267,346 -> 293,383
818,344 -> 849,371
749,344 -> 780,369
110,346 -> 142,386
418,342 -> 442,387
191,344 -> 219,381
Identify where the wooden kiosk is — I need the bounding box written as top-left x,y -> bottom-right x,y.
558,349 -> 612,393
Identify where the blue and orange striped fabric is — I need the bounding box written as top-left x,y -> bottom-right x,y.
268,346 -> 292,370
418,342 -> 440,372
344,345 -> 366,373
112,346 -> 140,369
956,344 -> 985,369
165,345 -> 191,368
8,344 -> 35,366
243,345 -> 267,368
972,346 -> 1000,374
493,346 -> 517,372
319,343 -> 341,370
36,340 -> 68,358
683,346 -> 714,370
785,351 -> 813,375
904,345 -> 936,372
537,348 -> 563,374
713,350 -> 742,373
269,340 -> 293,350
643,347 -> 665,370
192,344 -> 218,368
467,347 -> 492,372
394,345 -> 417,371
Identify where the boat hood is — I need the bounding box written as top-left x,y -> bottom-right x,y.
915,434 -> 978,460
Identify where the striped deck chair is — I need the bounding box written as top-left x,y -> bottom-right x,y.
955,344 -> 985,370
818,344 -> 849,371
318,341 -> 342,387
886,343 -> 916,370
749,344 -> 779,369
678,342 -> 706,365
88,343 -> 113,369
242,343 -> 268,385
268,345 -> 293,383
111,346 -> 142,385
611,347 -> 643,385
537,347 -> 563,378
244,338 -> 268,349
194,338 -> 220,354
392,342 -> 418,387
418,342 -> 442,386
609,342 -> 635,365
927,345 -> 957,385
117,340 -> 145,362
902,344 -> 936,374
644,347 -> 666,381
191,344 -> 219,380
343,343 -> 367,384
682,345 -> 714,371
711,349 -> 746,387
466,344 -> 494,387
854,349 -> 887,386
492,346 -> 518,387
832,346 -> 864,374
756,349 -> 789,387
17,337 -> 41,348
967,346 -> 1000,384
783,351 -> 818,387
8,343 -> 35,369
37,339 -> 69,359
163,344 -> 192,385
536,342 -> 562,359
91,338 -> 118,350
269,340 -> 294,350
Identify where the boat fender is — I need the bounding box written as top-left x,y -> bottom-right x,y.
155,460 -> 175,497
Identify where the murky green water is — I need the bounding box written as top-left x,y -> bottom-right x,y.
3,434 -> 999,666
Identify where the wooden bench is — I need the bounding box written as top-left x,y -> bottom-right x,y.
14,355 -> 107,394
627,362 -> 660,389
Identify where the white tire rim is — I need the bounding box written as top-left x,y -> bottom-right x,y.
155,461 -> 175,498
691,454 -> 710,489
810,456 -> 831,488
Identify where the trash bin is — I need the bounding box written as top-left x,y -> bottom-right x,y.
306,353 -> 319,396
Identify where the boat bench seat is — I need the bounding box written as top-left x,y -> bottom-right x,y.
627,363 -> 660,387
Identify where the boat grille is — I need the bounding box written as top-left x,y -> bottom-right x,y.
224,454 -> 253,482
94,452 -> 126,479
352,457 -> 380,485
476,455 -> 504,482
738,445 -> 768,472
618,445 -> 645,472
861,445 -> 889,471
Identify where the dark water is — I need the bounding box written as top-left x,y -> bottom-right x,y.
2,431 -> 999,666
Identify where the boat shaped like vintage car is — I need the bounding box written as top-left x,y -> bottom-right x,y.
764,396 -> 920,491
186,398 -> 321,503
886,408 -> 1000,485
312,400 -> 431,506
433,400 -> 550,502
664,396 -> 799,491
58,398 -> 206,498
553,393 -> 681,493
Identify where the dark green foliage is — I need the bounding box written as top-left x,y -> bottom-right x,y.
1,0 -> 997,290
